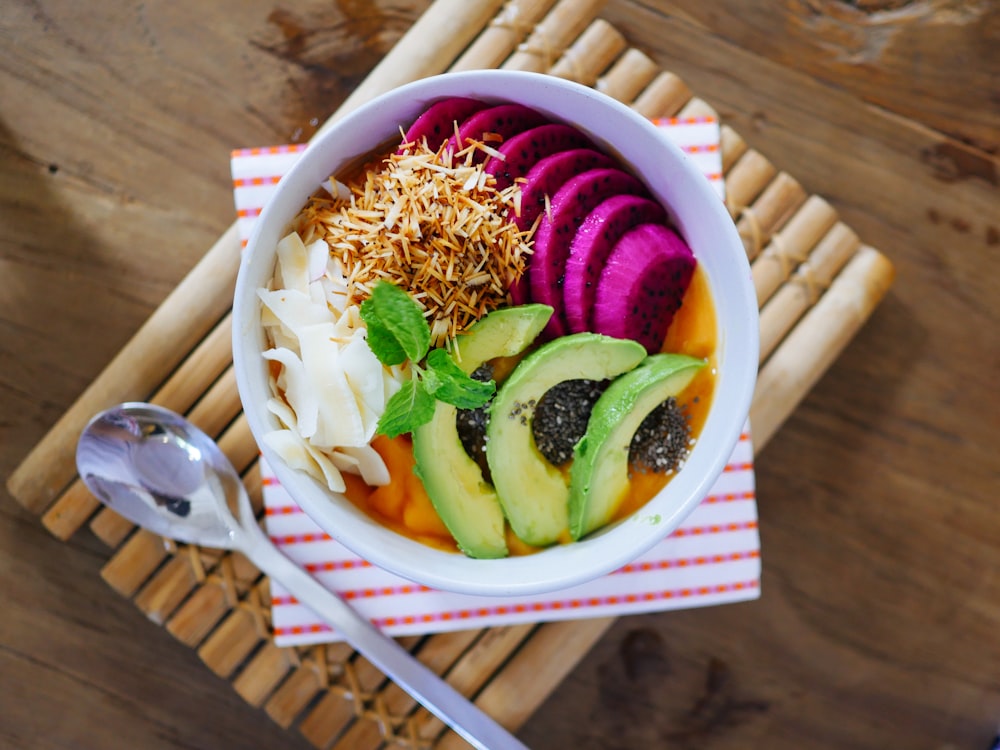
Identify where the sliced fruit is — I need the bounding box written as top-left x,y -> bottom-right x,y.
445,104 -> 549,162
513,148 -> 617,232
508,149 -> 618,304
411,304 -> 553,558
562,195 -> 667,334
400,97 -> 487,152
568,354 -> 705,540
484,123 -> 593,191
592,223 -> 696,354
529,169 -> 649,339
485,333 -> 647,547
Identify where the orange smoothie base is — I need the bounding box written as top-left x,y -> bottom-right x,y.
342,265 -> 717,554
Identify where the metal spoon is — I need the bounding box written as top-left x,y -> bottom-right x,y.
76,402 -> 528,750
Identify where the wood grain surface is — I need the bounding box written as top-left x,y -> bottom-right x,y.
1,1 -> 998,749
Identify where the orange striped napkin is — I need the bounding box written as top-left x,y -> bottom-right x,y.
232,116 -> 759,646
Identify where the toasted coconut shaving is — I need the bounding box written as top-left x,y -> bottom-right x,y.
296,139 -> 534,347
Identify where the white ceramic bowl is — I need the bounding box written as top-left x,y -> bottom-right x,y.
232,70 -> 758,597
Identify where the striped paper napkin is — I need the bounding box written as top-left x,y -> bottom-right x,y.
232,116 -> 760,647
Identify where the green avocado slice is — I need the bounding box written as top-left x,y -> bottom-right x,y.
411,305 -> 552,558
486,333 -> 647,547
568,353 -> 705,540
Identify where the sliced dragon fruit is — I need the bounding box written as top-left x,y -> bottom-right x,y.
591,223 -> 696,354
484,123 -> 593,191
514,148 -> 617,232
445,104 -> 549,162
529,168 -> 649,339
562,195 -> 667,333
399,97 -> 487,152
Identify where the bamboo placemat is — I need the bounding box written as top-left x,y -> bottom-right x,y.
6,0 -> 895,747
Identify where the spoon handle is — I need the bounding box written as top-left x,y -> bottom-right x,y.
241,529 -> 530,750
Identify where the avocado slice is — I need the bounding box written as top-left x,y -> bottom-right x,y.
568,353 -> 705,540
411,305 -> 553,558
486,333 -> 647,547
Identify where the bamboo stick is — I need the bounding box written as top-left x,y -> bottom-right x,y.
631,71 -> 692,119
736,172 -> 806,261
546,19 -> 626,85
296,648 -> 412,747
759,222 -> 861,361
749,246 -> 895,448
133,546 -> 223,626
315,0 -> 506,140
502,0 -> 606,71
165,549 -> 260,647
450,0 -> 559,72
42,480 -> 101,541
433,618 -> 614,749
99,529 -> 170,598
198,578 -> 272,678
414,623 -> 536,740
152,312 -> 234,410
88,508 -> 133,549
264,662 -> 326,729
752,196 -> 839,306
323,629 -> 482,750
7,224 -> 241,515
677,96 -> 717,120
724,150 -> 777,220
720,124 -> 747,172
595,48 -> 660,103
297,645 -> 370,749
233,640 -> 300,707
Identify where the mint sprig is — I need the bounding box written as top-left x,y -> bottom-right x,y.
362,281 -> 496,438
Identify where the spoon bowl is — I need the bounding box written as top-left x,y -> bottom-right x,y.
76,404 -> 246,549
76,402 -> 527,750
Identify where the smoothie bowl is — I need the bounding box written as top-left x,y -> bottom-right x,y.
232,70 -> 758,597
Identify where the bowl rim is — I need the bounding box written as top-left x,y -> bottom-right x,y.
232,69 -> 759,597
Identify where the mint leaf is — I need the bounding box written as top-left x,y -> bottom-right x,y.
377,378 -> 436,438
423,348 -> 495,409
365,281 -> 431,363
360,297 -> 408,365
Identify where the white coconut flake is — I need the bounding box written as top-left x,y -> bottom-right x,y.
337,444 -> 390,486
258,288 -> 335,331
262,347 -> 319,439
296,322 -> 367,448
276,232 -> 312,294
306,238 -> 329,282
263,429 -> 347,493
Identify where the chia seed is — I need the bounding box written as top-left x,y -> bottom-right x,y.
456,364 -> 494,480
531,379 -> 610,466
629,397 -> 692,474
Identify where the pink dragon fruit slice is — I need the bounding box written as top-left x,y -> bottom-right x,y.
484,123 -> 593,191
444,104 -> 549,163
591,223 -> 697,354
514,148 -> 617,232
507,148 -> 618,305
562,195 -> 667,333
529,168 -> 648,339
399,97 -> 487,152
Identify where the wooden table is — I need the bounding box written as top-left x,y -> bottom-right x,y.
2,1 -> 998,748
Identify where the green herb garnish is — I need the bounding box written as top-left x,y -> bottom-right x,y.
363,281 -> 496,438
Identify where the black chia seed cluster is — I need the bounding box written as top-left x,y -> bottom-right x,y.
455,366 -> 694,477
628,396 -> 694,474
531,379 -> 610,466
456,364 -> 494,480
